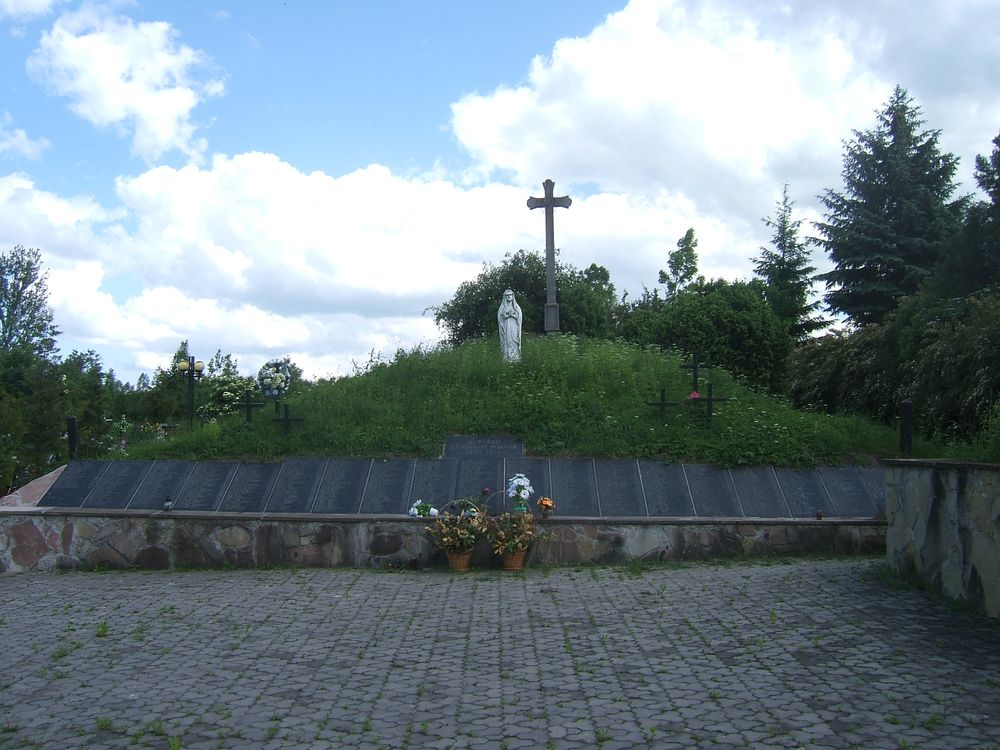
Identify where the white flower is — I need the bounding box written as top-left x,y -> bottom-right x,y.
507,473 -> 534,498
429,508 -> 438,517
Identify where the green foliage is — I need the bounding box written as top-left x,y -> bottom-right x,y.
644,279 -> 793,392
816,86 -> 965,324
0,245 -> 59,357
432,249 -> 616,344
199,350 -> 257,421
658,228 -> 699,298
129,336 -> 952,467
786,290 -> 1000,450
753,185 -> 826,339
930,130 -> 1000,298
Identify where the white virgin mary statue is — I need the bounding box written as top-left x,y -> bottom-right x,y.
497,289 -> 522,362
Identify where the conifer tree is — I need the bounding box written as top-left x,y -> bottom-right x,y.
815,86 -> 964,325
754,184 -> 825,339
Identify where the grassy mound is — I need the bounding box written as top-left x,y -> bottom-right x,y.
127,335 -> 955,466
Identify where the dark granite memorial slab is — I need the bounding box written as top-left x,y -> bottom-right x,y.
409,459 -> 459,507
443,435 -> 523,459
549,459 -> 599,516
730,466 -> 789,518
217,463 -> 281,513
128,460 -> 196,510
595,459 -> 645,516
174,462 -> 239,511
454,458 -> 503,504
819,466 -> 880,517
81,460 -> 153,509
359,459 -> 414,514
501,458 -> 551,514
772,468 -> 834,517
264,458 -> 328,514
41,460 -> 111,508
684,464 -> 742,517
639,461 -> 695,517
858,466 -> 886,514
312,459 -> 372,514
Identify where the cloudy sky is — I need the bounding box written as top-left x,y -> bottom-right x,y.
2,0 -> 998,384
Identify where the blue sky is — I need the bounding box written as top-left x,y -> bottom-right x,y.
2,0 -> 999,385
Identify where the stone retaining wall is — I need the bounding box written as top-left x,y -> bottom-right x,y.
884,459 -> 1000,618
0,507 -> 884,573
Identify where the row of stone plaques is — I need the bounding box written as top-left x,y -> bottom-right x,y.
42,459 -> 885,518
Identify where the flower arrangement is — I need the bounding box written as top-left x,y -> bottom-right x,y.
507,473 -> 533,513
257,358 -> 292,400
487,511 -> 537,555
425,500 -> 485,553
408,499 -> 437,517
537,496 -> 555,517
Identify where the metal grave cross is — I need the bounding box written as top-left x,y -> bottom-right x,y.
272,403 -> 304,435
689,383 -> 729,426
237,389 -> 265,424
527,178 -> 572,333
680,350 -> 712,394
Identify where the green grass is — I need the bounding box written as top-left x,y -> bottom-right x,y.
126,335 -> 966,466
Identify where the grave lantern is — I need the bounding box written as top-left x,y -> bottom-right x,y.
177,356 -> 205,428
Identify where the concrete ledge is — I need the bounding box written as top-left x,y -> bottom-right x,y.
1,507 -> 885,573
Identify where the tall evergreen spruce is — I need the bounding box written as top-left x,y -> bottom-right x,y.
815,86 -> 964,325
753,184 -> 825,339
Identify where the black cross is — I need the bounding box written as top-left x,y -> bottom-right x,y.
237,389 -> 265,424
688,383 -> 729,425
680,350 -> 712,393
646,388 -> 673,420
272,403 -> 304,435
527,179 -> 572,333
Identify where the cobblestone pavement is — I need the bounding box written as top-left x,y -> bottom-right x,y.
1,558 -> 998,750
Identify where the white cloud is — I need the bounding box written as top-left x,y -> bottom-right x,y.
27,4 -> 224,163
0,0 -> 59,20
112,153 -> 538,314
0,113 -> 50,159
0,172 -> 119,257
451,0 -> 886,217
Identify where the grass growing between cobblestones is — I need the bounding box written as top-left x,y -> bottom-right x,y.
124,335 -> 972,467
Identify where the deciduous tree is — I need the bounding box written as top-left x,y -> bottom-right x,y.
0,245 -> 59,356
659,228 -> 699,299
433,250 -> 616,345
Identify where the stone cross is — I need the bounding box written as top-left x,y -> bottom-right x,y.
527,179 -> 572,333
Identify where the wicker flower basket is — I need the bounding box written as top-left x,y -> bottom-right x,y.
501,548 -> 527,571
446,550 -> 472,573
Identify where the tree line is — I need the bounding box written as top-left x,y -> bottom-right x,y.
0,249 -> 265,491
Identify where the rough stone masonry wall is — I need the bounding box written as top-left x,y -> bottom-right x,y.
0,508 -> 884,573
885,460 -> 1000,618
